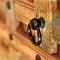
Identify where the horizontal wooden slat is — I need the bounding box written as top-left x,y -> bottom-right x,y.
0,0 -> 34,25
0,20 -> 60,60
0,21 -> 48,60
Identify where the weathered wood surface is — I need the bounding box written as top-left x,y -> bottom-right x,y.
57,0 -> 60,9
0,21 -> 47,60
0,45 -> 30,60
52,9 -> 60,45
0,20 -> 60,60
4,0 -> 16,30
0,0 -> 34,25
34,0 -> 58,54
0,0 -> 60,55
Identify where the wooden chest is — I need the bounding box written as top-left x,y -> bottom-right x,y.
0,0 -> 60,60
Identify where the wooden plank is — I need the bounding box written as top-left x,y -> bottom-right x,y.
0,45 -> 31,60
0,0 -> 60,54
0,21 -> 59,60
4,0 -> 16,30
0,0 -> 34,25
0,21 -> 47,60
34,0 -> 57,54
57,0 -> 60,9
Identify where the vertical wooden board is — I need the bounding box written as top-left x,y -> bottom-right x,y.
34,0 -> 57,54
52,9 -> 60,43
0,21 -> 48,60
4,0 -> 16,30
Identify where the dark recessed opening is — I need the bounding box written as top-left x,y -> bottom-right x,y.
9,34 -> 13,40
6,1 -> 11,9
35,55 -> 41,60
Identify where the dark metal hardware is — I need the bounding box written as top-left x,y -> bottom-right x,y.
35,55 -> 41,60
7,1 -> 11,9
27,17 -> 45,46
9,34 -> 13,40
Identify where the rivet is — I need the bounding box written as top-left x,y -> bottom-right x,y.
35,55 -> 41,60
9,34 -> 13,40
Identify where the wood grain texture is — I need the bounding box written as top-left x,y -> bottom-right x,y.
1,19 -> 60,60
0,0 -> 60,56
4,0 -> 16,30
34,0 -> 58,54
0,21 -> 47,60
57,0 -> 60,9
0,0 -> 34,25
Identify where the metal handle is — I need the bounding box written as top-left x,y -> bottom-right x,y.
27,17 -> 45,46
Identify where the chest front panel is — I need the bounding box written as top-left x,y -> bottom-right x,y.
34,0 -> 57,54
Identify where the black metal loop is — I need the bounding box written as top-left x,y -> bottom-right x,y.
27,23 -> 42,46
27,17 -> 45,46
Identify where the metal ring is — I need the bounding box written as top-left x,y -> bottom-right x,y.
27,23 -> 42,46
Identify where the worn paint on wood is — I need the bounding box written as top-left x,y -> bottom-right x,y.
34,0 -> 57,54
